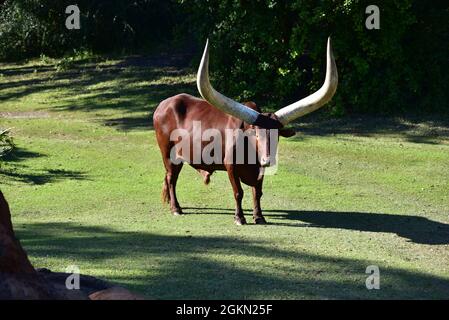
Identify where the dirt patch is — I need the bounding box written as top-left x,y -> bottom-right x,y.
0,111 -> 50,119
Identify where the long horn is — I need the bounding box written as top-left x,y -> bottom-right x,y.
274,37 -> 338,125
197,40 -> 281,128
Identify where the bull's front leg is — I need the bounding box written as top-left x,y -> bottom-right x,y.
252,179 -> 267,224
226,165 -> 246,225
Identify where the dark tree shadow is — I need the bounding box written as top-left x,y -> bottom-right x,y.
289,115 -> 449,145
0,148 -> 45,163
0,168 -> 87,185
103,114 -> 154,131
0,65 -> 56,77
1,148 -> 87,185
115,53 -> 194,69
1,55 -> 196,130
1,57 -> 198,133
15,222 -> 449,299
97,81 -> 195,131
184,207 -> 449,245
265,209 -> 449,246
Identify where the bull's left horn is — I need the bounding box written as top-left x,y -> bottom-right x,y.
274,37 -> 338,125
196,40 -> 261,125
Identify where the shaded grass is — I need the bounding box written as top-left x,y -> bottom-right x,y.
1,56 -> 449,299
15,222 -> 449,299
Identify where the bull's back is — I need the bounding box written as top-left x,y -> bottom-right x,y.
153,93 -> 236,133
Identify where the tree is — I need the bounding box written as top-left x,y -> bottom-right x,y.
180,0 -> 449,115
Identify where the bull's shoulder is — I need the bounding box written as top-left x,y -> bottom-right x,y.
156,94 -> 202,111
154,94 -> 206,123
156,94 -> 211,114
165,93 -> 202,105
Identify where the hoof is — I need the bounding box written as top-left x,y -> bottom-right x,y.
254,216 -> 267,225
234,216 -> 247,225
173,210 -> 183,216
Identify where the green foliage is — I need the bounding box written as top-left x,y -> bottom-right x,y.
0,128 -> 15,163
0,0 -> 183,60
1,1 -> 447,115
180,0 -> 449,115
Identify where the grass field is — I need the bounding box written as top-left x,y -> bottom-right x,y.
1,56 -> 449,299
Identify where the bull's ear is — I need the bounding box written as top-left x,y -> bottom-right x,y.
279,128 -> 296,138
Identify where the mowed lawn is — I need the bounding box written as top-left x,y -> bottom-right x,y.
1,56 -> 449,299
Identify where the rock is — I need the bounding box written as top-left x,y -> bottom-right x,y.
37,268 -> 109,299
89,287 -> 145,300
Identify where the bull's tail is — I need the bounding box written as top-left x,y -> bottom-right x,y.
161,176 -> 170,203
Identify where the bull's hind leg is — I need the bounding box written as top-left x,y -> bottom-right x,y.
252,179 -> 267,224
226,165 -> 246,225
163,157 -> 184,215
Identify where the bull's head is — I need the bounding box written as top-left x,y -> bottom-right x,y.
197,38 -> 338,167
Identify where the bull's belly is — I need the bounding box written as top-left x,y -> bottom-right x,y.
189,162 -> 262,187
189,163 -> 226,173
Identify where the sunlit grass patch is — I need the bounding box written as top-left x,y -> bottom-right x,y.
1,57 -> 449,299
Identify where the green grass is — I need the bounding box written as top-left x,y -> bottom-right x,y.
1,57 -> 449,299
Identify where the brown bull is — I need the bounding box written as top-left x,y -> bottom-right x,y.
153,38 -> 338,225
